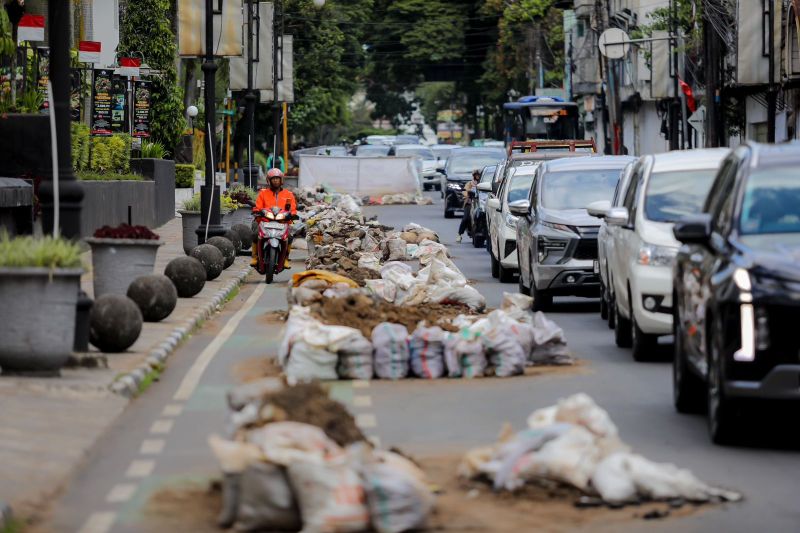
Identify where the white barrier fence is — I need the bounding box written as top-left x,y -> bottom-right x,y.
298,156 -> 421,197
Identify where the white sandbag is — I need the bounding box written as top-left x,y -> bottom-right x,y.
288,459 -> 370,533
301,279 -> 332,291
418,258 -> 467,287
208,434 -> 264,474
385,238 -> 409,262
443,334 -> 486,378
501,292 -> 533,313
365,279 -> 397,303
337,335 -> 374,380
409,326 -> 446,379
551,393 -> 618,440
246,422 -> 343,466
590,452 -> 638,504
236,461 -> 303,532
291,286 -> 324,306
429,285 -> 486,312
513,425 -> 601,491
285,342 -> 338,384
414,195 -> 433,205
278,307 -> 317,368
338,195 -> 362,215
490,424 -> 573,491
380,262 -> 418,291
362,232 -> 380,253
531,311 -> 565,346
372,323 -> 410,380
323,283 -> 362,300
362,459 -> 435,533
357,253 -> 381,273
482,323 -> 526,377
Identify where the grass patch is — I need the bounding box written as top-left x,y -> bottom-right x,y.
1,516 -> 25,533
78,171 -> 144,181
223,285 -> 240,304
137,365 -> 163,396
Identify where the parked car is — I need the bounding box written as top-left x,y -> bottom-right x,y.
315,145 -> 347,156
432,145 -> 457,162
365,135 -> 396,146
389,144 -> 441,191
355,144 -> 391,157
441,148 -> 505,218
604,148 -> 729,361
469,165 -> 496,248
395,134 -> 421,145
514,156 -> 635,309
671,142 -> 800,444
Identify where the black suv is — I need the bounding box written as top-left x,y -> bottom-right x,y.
441,148 -> 505,218
672,142 -> 800,444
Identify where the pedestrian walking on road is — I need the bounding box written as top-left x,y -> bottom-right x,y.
456,169 -> 480,243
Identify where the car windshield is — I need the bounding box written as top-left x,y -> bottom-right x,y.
356,145 -> 390,156
740,168 -> 800,235
397,148 -> 434,159
506,174 -> 534,204
541,169 -> 622,210
450,154 -> 503,174
644,169 -> 718,222
480,166 -> 496,184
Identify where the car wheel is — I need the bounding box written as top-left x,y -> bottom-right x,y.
472,227 -> 484,248
631,313 -> 658,362
435,184 -> 442,192
707,317 -> 741,445
444,200 -> 455,219
673,313 -> 705,414
614,302 -> 632,348
490,248 -> 499,278
498,262 -> 514,283
531,279 -> 552,311
600,284 -> 609,321
518,266 -> 531,296
423,184 -> 430,191
485,231 -> 492,252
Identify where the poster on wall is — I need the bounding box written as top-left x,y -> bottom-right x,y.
70,69 -> 82,122
132,80 -> 152,138
36,48 -> 49,113
91,69 -> 113,136
111,76 -> 127,133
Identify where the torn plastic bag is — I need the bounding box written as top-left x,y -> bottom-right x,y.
245,421 -> 343,466
236,462 -> 303,532
365,279 -> 398,303
409,326 -> 446,379
385,238 -> 409,262
372,323 -> 410,380
337,335 -> 375,380
489,424 -> 573,491
418,258 -> 467,287
443,334 -> 486,378
429,285 -> 486,312
501,292 -> 533,313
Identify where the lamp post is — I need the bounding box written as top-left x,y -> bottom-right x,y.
39,0 -> 83,239
196,0 -> 226,245
245,0 -> 257,186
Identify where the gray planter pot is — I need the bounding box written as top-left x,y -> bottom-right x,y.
179,210 -> 202,255
0,267 -> 82,375
86,238 -> 163,298
226,207 -> 252,228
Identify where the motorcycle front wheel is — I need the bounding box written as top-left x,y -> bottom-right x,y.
265,245 -> 278,284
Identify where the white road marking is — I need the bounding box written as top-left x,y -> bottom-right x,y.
106,483 -> 137,503
77,512 -> 116,533
161,404 -> 183,417
140,439 -> 165,455
353,395 -> 372,408
125,459 -> 155,478
149,419 -> 174,435
352,380 -> 371,389
173,283 -> 266,401
356,413 -> 377,429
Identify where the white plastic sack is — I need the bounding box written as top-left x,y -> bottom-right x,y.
208,434 -> 264,474
246,422 -> 343,466
357,253 -> 381,273
443,334 -> 486,378
482,323 -> 526,377
489,424 -> 573,491
385,238 -> 408,262
372,323 -> 410,380
337,335 -> 374,380
429,285 -> 486,312
380,262 -> 418,291
531,311 -> 565,346
362,459 -> 435,533
409,326 -> 446,379
290,286 -> 324,306
365,279 -> 398,303
418,258 -> 467,287
236,461 -> 303,532
501,292 -> 534,313
338,195 -> 362,215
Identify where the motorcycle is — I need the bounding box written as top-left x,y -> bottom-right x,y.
253,204 -> 293,284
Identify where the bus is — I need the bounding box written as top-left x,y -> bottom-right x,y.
503,96 -> 581,143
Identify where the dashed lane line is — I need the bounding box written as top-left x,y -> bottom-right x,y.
161,403 -> 184,417
125,459 -> 155,478
106,483 -> 138,504
356,413 -> 377,429
149,419 -> 174,435
77,512 -> 116,533
353,395 -> 372,408
140,439 -> 165,455
352,379 -> 371,389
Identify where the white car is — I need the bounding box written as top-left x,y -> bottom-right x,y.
604,148 -> 729,361
390,144 -> 442,191
487,161 -> 540,282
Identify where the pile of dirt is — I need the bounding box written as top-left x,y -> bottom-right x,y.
310,293 -> 475,338
260,383 -> 366,446
305,246 -> 381,287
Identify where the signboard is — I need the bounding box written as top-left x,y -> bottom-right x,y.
78,41 -> 102,64
132,80 -> 152,138
230,2 -> 274,90
111,76 -> 127,133
91,69 -> 114,136
260,35 -> 294,103
36,48 -> 49,113
178,0 -> 244,57
17,14 -> 45,43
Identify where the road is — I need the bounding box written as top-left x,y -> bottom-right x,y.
43,198 -> 800,533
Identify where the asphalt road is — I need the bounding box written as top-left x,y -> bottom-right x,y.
43,198 -> 800,533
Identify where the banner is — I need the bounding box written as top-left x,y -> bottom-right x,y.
230,2 -> 274,90
91,69 -> 114,136
111,76 -> 127,133
17,14 -> 44,44
132,80 -> 152,138
178,0 -> 243,57
298,156 -> 420,196
36,48 -> 49,113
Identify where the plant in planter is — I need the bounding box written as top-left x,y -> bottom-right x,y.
175,164 -> 196,189
0,233 -> 84,375
223,185 -> 257,227
85,224 -> 163,298
179,192 -> 233,253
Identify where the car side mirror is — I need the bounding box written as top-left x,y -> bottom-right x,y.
605,207 -> 630,227
587,200 -> 612,219
436,161 -> 446,170
508,199 -> 531,217
476,182 -> 492,192
673,214 -> 712,245
492,182 -> 500,195
487,198 -> 501,212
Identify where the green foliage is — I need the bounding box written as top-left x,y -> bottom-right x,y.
175,164 -> 196,188
0,232 -> 83,269
181,193 -> 201,212
72,123 -> 91,171
228,183 -> 257,202
182,191 -> 234,213
141,141 -> 167,159
77,171 -> 143,181
18,88 -> 44,113
0,7 -> 14,57
89,135 -> 132,173
253,151 -> 268,171
119,0 -> 183,151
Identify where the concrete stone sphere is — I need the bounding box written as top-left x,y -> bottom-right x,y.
89,294 -> 143,353
232,224 -> 253,250
223,229 -> 243,254
164,256 -> 206,297
191,244 -> 225,280
127,274 -> 178,322
207,236 -> 236,269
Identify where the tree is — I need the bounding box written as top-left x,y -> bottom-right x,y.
119,0 -> 183,152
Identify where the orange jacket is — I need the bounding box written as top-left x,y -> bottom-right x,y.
255,187 -> 297,216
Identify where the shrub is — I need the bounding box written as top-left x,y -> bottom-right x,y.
93,224 -> 160,240
175,164 -> 195,188
72,123 -> 91,171
141,141 -> 167,159
77,171 -> 143,181
0,232 -> 83,269
182,192 -> 233,214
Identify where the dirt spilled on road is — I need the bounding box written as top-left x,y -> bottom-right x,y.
310,293 -> 475,337
230,356 -> 283,383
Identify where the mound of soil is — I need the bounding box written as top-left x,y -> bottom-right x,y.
310,293 -> 474,338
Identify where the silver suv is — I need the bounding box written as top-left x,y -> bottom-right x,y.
513,156 -> 635,310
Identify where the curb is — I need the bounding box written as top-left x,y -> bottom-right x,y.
109,266 -> 251,398
1,501 -> 12,531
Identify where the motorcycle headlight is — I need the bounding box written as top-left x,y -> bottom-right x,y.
275,213 -> 287,221
265,212 -> 276,220
637,243 -> 678,267
447,182 -> 463,190
504,213 -> 519,229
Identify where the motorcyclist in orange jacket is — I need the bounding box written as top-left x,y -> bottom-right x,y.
251,168 -> 297,268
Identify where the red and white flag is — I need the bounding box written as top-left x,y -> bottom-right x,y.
78,41 -> 101,64
118,57 -> 141,78
17,14 -> 45,43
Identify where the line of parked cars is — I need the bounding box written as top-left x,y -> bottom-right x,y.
454,141 -> 800,445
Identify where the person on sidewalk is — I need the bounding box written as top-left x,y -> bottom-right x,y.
456,170 -> 480,243
251,169 -> 297,268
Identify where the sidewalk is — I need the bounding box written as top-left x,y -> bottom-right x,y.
0,216 -> 251,525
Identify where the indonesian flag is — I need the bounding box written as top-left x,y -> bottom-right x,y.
78,41 -> 102,64
678,78 -> 697,113
118,57 -> 141,78
17,14 -> 45,44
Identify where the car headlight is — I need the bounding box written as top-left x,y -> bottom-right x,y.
541,220 -> 574,233
447,182 -> 463,190
637,243 -> 677,266
504,213 -> 519,229
537,237 -> 568,261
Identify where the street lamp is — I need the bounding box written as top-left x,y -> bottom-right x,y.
187,105 -> 199,134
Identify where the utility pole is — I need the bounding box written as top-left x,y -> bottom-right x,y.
767,0 -> 776,142
703,1 -> 717,147
245,0 -> 257,186
669,0 -> 680,150
537,24 -> 545,90
595,0 -> 610,154
272,0 -> 281,168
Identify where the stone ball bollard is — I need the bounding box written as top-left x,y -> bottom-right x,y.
223,229 -> 243,254
164,256 -> 206,297
206,237 -> 236,269
191,244 -> 225,280
232,224 -> 253,252
89,294 -> 143,353
127,274 -> 178,322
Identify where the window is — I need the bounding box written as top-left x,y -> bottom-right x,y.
644,169 -> 720,223
577,20 -> 585,38
740,167 -> 800,235
752,122 -> 769,143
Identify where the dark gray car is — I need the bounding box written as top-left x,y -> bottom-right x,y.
441,147 -> 506,218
